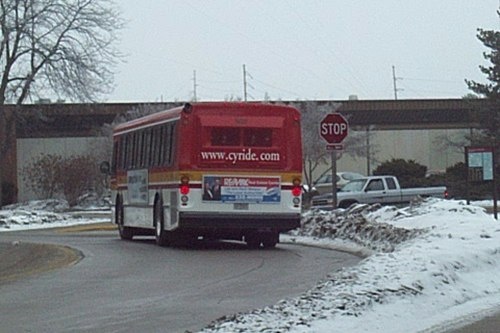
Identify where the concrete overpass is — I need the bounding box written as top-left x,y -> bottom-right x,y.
8,98 -> 484,137
1,98 -> 488,203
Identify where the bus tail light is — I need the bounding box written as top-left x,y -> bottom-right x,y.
291,178 -> 302,197
180,185 -> 190,195
180,175 -> 190,195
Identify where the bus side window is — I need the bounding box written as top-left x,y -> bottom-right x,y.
136,132 -> 141,168
119,136 -> 126,170
127,133 -> 135,169
167,123 -> 175,165
163,124 -> 171,166
152,126 -> 160,167
154,124 -> 174,167
139,130 -> 146,167
130,132 -> 136,168
157,126 -> 165,166
146,128 -> 154,167
134,132 -> 141,168
129,133 -> 134,168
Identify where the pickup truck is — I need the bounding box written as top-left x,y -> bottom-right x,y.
311,175 -> 447,209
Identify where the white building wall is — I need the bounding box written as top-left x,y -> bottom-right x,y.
336,128 -> 468,177
17,129 -> 469,201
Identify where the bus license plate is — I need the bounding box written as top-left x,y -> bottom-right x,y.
234,203 -> 249,210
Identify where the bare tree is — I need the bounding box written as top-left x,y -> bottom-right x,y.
0,0 -> 123,104
0,0 -> 124,205
342,126 -> 379,175
300,102 -> 378,190
433,131 -> 470,156
300,102 -> 338,193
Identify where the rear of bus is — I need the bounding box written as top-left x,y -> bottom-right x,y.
176,102 -> 302,247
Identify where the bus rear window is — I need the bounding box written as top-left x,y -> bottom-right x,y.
211,128 -> 240,146
210,127 -> 274,147
244,128 -> 272,147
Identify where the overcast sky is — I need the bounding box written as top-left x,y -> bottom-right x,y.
108,1 -> 500,103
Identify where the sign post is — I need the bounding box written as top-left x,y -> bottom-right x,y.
319,113 -> 349,209
465,146 -> 497,219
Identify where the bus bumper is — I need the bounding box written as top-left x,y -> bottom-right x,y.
178,212 -> 300,233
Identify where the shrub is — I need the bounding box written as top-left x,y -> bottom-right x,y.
23,153 -> 101,206
22,154 -> 63,199
445,162 -> 493,199
372,158 -> 427,187
58,155 -> 100,206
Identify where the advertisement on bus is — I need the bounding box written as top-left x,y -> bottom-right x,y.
202,175 -> 281,204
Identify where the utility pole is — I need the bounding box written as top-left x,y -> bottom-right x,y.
242,64 -> 254,101
392,65 -> 402,100
192,70 -> 198,102
366,126 -> 371,175
243,64 -> 247,101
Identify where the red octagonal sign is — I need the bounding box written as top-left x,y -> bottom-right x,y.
319,113 -> 349,144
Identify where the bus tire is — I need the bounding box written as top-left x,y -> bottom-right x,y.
154,199 -> 171,247
117,197 -> 133,240
262,232 -> 279,249
245,233 -> 261,249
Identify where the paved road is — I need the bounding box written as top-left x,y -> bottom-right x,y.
0,229 -> 361,333
446,311 -> 500,333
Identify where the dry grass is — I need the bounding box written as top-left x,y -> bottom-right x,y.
55,222 -> 117,233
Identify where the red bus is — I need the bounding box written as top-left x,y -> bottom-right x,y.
109,102 -> 302,248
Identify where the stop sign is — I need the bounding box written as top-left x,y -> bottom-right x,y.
319,113 -> 349,144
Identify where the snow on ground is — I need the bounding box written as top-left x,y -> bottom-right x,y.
0,199 -> 110,231
199,199 -> 500,333
1,198 -> 500,332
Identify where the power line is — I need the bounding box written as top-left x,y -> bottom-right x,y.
197,84 -> 237,94
197,79 -> 240,84
288,4 -> 372,96
401,77 -> 459,83
182,0 -> 339,99
242,65 -> 305,100
251,77 -> 303,98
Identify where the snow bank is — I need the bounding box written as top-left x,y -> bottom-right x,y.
199,198 -> 500,333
